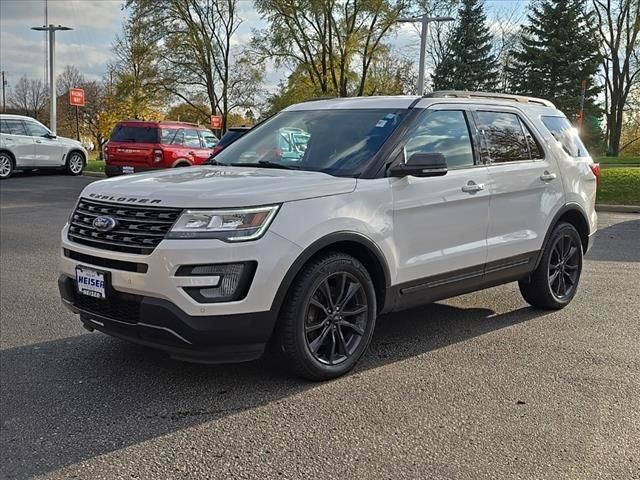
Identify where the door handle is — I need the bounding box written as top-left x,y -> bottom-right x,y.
35,140 -> 42,144
461,181 -> 484,193
188,151 -> 195,156
540,171 -> 557,181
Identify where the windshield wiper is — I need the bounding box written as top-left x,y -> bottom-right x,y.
204,156 -> 227,166
229,161 -> 300,170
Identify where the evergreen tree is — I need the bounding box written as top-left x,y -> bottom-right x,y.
506,0 -> 602,147
432,0 -> 498,91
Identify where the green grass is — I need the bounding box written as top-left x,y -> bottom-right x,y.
597,167 -> 640,205
85,158 -> 105,173
596,156 -> 640,167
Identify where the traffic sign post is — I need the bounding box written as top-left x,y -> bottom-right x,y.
69,88 -> 85,141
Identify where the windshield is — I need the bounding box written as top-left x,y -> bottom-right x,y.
215,109 -> 405,176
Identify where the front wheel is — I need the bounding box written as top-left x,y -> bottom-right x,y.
273,252 -> 377,381
66,152 -> 85,176
0,152 -> 14,179
519,222 -> 583,310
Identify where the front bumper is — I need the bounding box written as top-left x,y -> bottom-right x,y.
59,275 -> 276,363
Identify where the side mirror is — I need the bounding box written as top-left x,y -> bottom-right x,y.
389,152 -> 448,178
44,132 -> 57,139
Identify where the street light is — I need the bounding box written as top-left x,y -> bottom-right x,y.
31,24 -> 72,134
398,14 -> 454,96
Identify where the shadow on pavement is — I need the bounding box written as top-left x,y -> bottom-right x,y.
0,302 -> 548,478
586,218 -> 640,263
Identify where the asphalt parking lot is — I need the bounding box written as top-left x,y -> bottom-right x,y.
1,172 -> 639,480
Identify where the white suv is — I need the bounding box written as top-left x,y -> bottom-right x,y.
0,114 -> 87,179
59,91 -> 598,380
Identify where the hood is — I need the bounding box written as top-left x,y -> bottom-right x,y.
82,166 -> 356,208
57,135 -> 84,149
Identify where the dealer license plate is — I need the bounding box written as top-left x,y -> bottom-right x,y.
76,266 -> 107,299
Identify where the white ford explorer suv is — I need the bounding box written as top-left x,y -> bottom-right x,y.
0,114 -> 87,179
59,91 -> 598,380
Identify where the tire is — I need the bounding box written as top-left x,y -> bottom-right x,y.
66,152 -> 85,176
0,152 -> 14,179
174,162 -> 191,168
519,222 -> 583,310
273,252 -> 377,381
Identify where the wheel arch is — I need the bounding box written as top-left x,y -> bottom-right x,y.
537,203 -> 590,267
0,149 -> 16,162
172,158 -> 192,167
270,232 -> 391,317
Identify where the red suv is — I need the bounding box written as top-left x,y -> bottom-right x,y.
104,120 -> 218,176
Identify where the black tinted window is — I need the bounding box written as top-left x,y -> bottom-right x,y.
541,116 -> 588,157
111,125 -> 159,143
1,119 -> 28,136
477,111 -> 530,163
405,110 -> 474,168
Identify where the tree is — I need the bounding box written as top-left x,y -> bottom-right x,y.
253,0 -> 409,97
507,0 -> 602,146
432,0 -> 498,91
592,0 -> 640,156
126,0 -> 264,132
109,17 -> 165,119
56,65 -> 86,139
167,103 -> 211,125
8,76 -> 48,121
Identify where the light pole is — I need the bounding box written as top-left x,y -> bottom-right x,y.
398,14 -> 454,95
31,24 -> 72,134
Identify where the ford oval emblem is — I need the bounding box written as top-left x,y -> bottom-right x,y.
92,215 -> 117,232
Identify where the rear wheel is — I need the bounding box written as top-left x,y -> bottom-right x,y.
519,222 -> 583,309
273,252 -> 377,381
0,152 -> 14,179
66,152 -> 85,176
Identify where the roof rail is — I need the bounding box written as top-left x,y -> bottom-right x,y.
425,90 -> 555,108
303,96 -> 337,102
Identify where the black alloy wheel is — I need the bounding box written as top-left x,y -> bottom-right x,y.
273,252 -> 377,381
304,271 -> 368,366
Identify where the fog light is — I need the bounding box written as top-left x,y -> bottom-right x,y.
177,262 -> 256,303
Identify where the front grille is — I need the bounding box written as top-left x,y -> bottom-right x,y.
75,291 -> 142,324
68,198 -> 182,255
64,249 -> 149,273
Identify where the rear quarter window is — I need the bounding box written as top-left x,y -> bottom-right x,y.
111,125 -> 159,143
541,116 -> 588,157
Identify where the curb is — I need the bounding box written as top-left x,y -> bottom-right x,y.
83,171 -> 106,178
596,204 -> 640,213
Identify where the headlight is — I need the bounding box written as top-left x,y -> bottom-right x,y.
166,205 -> 279,241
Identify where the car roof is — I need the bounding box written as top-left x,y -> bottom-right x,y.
0,114 -> 41,121
284,91 -> 560,114
116,120 -> 211,130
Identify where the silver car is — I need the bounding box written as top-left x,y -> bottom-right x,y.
0,114 -> 87,179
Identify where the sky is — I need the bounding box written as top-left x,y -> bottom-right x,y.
0,0 -> 528,97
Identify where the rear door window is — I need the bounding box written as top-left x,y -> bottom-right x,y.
476,111 -> 530,163
183,129 -> 202,148
111,125 -> 159,143
541,116 -> 588,157
1,119 -> 28,136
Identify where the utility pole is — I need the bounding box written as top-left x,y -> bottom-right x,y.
30,24 -> 72,134
398,13 -> 455,95
1,71 -> 6,113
